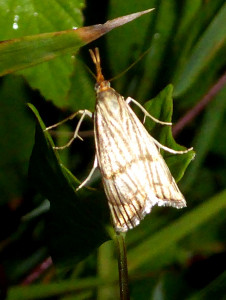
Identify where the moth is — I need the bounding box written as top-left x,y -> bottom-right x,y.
46,48 -> 192,233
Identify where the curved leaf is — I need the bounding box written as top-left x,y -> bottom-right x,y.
28,104 -> 109,268
144,85 -> 195,182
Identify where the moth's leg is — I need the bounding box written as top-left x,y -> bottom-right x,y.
76,155 -> 98,191
126,97 -> 172,126
151,136 -> 193,154
126,97 -> 192,154
45,110 -> 91,130
52,110 -> 93,150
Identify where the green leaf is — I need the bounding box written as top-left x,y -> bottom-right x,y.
0,0 -> 88,77
7,276 -> 115,300
144,85 -> 195,182
0,0 -> 84,107
135,0 -> 177,100
0,8 -> 155,77
0,76 -> 35,204
0,1 -> 84,40
173,0 -> 202,41
106,0 -> 156,92
0,6 -> 154,107
28,104 -> 109,268
67,58 -> 96,111
173,2 -> 226,96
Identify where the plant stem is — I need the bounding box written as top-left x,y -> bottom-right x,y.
21,257 -> 53,285
115,233 -> 130,300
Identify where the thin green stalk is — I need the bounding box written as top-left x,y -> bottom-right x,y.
114,233 -> 130,300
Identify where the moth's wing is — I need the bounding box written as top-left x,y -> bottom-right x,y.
102,145 -> 186,232
94,91 -> 186,232
126,104 -> 186,205
102,166 -> 154,232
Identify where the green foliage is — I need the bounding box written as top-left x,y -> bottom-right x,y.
0,0 -> 84,106
0,76 -> 34,204
0,0 -> 225,299
28,104 -> 109,267
173,2 -> 226,96
144,85 -> 195,182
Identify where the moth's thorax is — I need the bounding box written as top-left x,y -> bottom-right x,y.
95,81 -> 122,110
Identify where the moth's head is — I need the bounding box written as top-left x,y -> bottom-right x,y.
94,80 -> 111,93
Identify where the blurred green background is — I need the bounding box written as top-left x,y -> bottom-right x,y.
0,0 -> 226,299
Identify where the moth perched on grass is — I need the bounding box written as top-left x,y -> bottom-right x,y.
46,48 -> 193,233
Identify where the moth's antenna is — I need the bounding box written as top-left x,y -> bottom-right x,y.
83,61 -> 96,79
110,47 -> 151,82
89,48 -> 105,83
89,46 -> 151,83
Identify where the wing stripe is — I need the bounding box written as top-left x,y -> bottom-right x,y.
127,109 -> 158,198
95,111 -> 139,229
127,105 -> 183,204
154,161 -> 167,199
104,178 -> 129,229
101,107 -> 148,225
96,100 -> 156,228
113,182 -> 134,229
97,110 -> 149,199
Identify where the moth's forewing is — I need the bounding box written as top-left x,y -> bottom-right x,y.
94,87 -> 186,232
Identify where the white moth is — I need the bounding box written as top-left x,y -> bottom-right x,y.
46,48 -> 192,233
